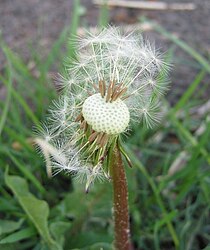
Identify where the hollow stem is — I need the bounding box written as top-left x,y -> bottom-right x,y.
110,142 -> 132,250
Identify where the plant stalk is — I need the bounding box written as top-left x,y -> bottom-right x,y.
110,142 -> 132,250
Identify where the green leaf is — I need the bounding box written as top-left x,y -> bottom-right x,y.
0,227 -> 36,244
88,243 -> 113,250
50,222 -> 71,247
69,232 -> 112,249
5,173 -> 61,250
0,219 -> 24,235
61,181 -> 112,248
0,243 -> 21,250
202,246 -> 210,250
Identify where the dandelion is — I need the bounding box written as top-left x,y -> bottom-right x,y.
36,26 -> 170,249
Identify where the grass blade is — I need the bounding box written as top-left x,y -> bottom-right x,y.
171,70 -> 206,114
7,153 -> 45,194
125,146 -> 180,248
98,1 -> 109,28
0,61 -> 12,136
140,17 -> 210,73
0,75 -> 40,126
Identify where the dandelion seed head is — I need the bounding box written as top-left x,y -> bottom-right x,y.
37,26 -> 170,190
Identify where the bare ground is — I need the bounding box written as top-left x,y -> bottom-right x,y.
1,0 -> 210,101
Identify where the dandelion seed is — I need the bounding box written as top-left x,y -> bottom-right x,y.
37,27 -> 170,190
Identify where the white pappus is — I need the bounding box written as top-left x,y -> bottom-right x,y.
36,26 -> 170,192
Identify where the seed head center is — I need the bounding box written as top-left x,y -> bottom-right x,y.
82,93 -> 130,135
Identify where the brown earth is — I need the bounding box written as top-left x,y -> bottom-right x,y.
1,0 -> 210,101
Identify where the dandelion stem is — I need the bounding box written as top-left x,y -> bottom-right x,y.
110,141 -> 132,250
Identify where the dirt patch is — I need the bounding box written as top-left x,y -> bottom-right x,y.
1,0 -> 210,100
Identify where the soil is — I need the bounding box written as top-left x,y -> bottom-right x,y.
1,0 -> 210,101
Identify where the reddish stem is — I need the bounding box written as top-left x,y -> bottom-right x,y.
111,144 -> 132,250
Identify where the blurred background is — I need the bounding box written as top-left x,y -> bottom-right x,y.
0,0 -> 210,249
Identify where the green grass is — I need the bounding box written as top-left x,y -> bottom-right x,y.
0,2 -> 210,250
